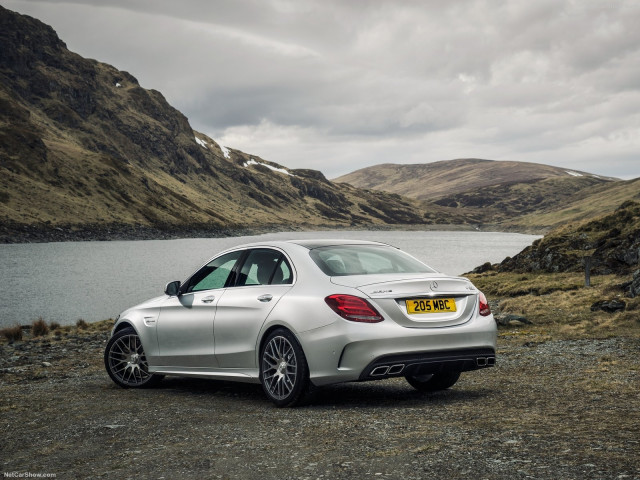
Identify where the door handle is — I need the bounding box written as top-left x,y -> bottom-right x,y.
201,296 -> 216,303
258,294 -> 273,302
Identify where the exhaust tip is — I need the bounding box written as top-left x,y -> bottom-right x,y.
371,366 -> 389,376
477,356 -> 496,367
387,364 -> 405,375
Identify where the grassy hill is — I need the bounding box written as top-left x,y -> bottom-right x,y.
500,177 -> 640,231
466,200 -> 640,336
334,159 -> 637,232
333,159 -> 615,201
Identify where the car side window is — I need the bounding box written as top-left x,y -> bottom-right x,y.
185,250 -> 242,293
236,249 -> 293,286
271,257 -> 293,285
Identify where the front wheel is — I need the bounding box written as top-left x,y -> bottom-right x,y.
260,328 -> 309,407
104,327 -> 163,388
405,371 -> 460,392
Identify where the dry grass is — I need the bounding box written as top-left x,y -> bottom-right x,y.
468,271 -> 640,338
31,317 -> 49,337
468,271 -> 591,296
81,318 -> 115,332
0,318 -> 114,345
507,177 -> 640,231
0,324 -> 23,342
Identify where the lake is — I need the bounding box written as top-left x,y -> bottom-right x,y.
0,230 -> 540,327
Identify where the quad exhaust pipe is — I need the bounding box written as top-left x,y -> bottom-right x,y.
370,358 -> 495,377
362,349 -> 496,381
370,364 -> 405,376
476,357 -> 495,367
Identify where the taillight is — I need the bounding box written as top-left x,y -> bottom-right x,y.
478,292 -> 491,316
325,295 -> 384,323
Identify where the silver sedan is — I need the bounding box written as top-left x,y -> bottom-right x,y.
104,240 -> 496,406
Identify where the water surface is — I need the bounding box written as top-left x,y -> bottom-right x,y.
0,230 -> 539,326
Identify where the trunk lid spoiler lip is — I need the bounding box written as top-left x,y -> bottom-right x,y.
330,272 -> 449,288
330,273 -> 478,298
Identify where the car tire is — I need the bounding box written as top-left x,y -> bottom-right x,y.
405,371 -> 461,392
104,327 -> 163,388
260,328 -> 309,407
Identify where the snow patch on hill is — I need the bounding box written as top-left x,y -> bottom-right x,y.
243,158 -> 294,176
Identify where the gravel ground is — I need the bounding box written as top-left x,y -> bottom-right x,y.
1,330 -> 639,480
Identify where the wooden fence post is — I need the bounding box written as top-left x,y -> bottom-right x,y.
584,256 -> 591,287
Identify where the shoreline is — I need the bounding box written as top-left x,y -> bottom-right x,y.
0,221 -> 541,244
0,224 -> 520,245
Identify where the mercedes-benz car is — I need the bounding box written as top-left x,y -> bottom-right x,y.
104,240 -> 496,407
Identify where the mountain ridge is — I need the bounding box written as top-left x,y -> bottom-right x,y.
333,159 -> 639,232
1,5 -> 448,241
1,6 -> 637,243
333,159 -> 617,201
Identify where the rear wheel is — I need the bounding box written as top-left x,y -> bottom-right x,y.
105,327 -> 163,388
260,328 -> 309,407
405,371 -> 460,392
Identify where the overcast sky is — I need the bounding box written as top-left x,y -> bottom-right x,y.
5,0 -> 640,179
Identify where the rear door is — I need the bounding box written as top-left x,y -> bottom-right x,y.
214,248 -> 294,368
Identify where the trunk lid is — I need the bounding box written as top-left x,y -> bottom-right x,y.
331,273 -> 478,328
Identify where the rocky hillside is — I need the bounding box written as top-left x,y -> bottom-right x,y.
1,6 -> 453,241
499,177 -> 640,232
492,201 -> 640,278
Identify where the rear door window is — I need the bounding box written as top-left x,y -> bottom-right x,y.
235,249 -> 293,286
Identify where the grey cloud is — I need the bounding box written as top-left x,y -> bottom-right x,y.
5,0 -> 639,179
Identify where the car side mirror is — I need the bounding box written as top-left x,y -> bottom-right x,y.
164,280 -> 181,296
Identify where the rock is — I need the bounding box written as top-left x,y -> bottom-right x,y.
495,314 -> 531,326
590,299 -> 626,313
472,262 -> 493,274
626,269 -> 640,298
41,361 -> 52,367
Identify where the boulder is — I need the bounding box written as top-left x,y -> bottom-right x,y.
472,262 -> 493,274
495,314 -> 531,326
626,269 -> 640,298
590,299 -> 626,313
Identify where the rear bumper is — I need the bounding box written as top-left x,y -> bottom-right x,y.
358,347 -> 495,381
298,313 -> 497,386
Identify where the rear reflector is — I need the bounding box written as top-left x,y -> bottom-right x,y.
325,294 -> 384,323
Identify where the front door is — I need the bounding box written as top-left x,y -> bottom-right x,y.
155,250 -> 243,368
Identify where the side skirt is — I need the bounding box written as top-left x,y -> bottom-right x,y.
149,366 -> 261,384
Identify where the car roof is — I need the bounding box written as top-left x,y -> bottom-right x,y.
285,239 -> 392,250
213,239 -> 394,254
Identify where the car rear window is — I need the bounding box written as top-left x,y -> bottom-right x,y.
309,245 -> 436,276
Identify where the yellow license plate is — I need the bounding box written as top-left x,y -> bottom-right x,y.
406,298 -> 456,314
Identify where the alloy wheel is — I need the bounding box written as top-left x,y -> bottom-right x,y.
262,335 -> 298,400
107,331 -> 153,387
